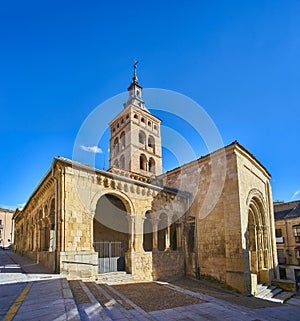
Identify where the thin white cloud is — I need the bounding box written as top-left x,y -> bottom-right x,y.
80,145 -> 103,154
17,202 -> 26,208
291,190 -> 300,200
0,204 -> 16,210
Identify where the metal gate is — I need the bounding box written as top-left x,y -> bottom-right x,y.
93,241 -> 125,273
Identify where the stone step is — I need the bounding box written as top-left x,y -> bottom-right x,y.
77,279 -> 155,320
84,281 -> 135,321
286,297 -> 300,307
264,287 -> 283,298
273,291 -> 295,303
96,272 -> 134,285
68,279 -> 113,321
257,286 -> 281,298
255,283 -> 295,303
100,283 -> 156,320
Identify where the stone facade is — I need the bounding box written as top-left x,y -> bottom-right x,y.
13,68 -> 278,295
14,157 -> 187,280
161,142 -> 278,294
0,208 -> 14,248
274,200 -> 300,287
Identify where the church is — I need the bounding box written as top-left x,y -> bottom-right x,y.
13,65 -> 279,295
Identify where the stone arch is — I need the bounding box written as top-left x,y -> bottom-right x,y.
158,213 -> 168,251
48,198 -> 55,252
120,155 -> 125,170
93,193 -> 130,235
246,190 -> 270,284
149,157 -> 155,174
139,130 -> 146,147
140,154 -> 147,171
93,193 -> 132,272
120,131 -> 125,150
43,204 -> 49,251
113,159 -> 119,168
113,137 -> 119,156
90,189 -> 135,216
170,214 -> 179,251
148,135 -> 155,153
49,198 -> 55,230
143,211 -> 153,251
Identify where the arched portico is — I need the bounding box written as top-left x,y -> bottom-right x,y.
93,193 -> 130,273
246,191 -> 272,290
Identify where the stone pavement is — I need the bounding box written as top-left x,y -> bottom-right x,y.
0,250 -> 79,321
0,250 -> 300,320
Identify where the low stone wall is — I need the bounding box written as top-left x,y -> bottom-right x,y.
128,251 -> 153,281
272,279 -> 296,292
59,251 -> 98,277
152,251 -> 184,280
24,251 -> 55,272
126,250 -> 184,281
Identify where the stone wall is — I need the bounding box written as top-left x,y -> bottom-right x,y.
26,251 -> 56,272
161,142 -> 276,294
236,145 -> 278,287
59,251 -> 98,277
127,250 -> 184,281
13,168 -> 57,272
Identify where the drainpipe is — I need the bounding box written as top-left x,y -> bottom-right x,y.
4,211 -> 6,248
194,198 -> 200,279
52,161 -> 59,273
187,196 -> 200,279
285,218 -> 290,265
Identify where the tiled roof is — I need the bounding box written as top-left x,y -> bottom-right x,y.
274,201 -> 300,220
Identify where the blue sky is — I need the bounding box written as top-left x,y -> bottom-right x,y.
1,0 -> 300,209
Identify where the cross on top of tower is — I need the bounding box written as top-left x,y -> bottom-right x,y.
124,60 -> 147,110
133,59 -> 138,82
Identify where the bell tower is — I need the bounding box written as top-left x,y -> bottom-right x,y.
109,62 -> 162,177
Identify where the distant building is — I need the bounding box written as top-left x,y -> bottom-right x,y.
274,200 -> 300,286
0,208 -> 14,248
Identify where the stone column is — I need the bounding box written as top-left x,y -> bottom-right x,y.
165,224 -> 171,250
134,215 -> 146,252
176,223 -> 182,249
257,225 -> 264,269
128,214 -> 135,252
262,225 -> 270,268
152,217 -> 159,251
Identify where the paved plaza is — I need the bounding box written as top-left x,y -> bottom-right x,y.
0,250 -> 300,321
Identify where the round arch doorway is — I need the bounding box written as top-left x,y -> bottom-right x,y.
93,194 -> 130,273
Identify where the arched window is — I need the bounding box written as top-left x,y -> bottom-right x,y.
140,154 -> 147,171
141,117 -> 145,124
120,132 -> 125,150
113,138 -> 119,156
148,135 -> 155,153
44,205 -> 49,251
143,211 -> 153,251
120,155 -> 125,170
113,159 -> 119,168
158,213 -> 168,251
139,131 -> 146,147
134,114 -> 138,120
149,158 -> 155,174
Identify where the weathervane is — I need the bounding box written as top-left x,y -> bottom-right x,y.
133,59 -> 139,81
